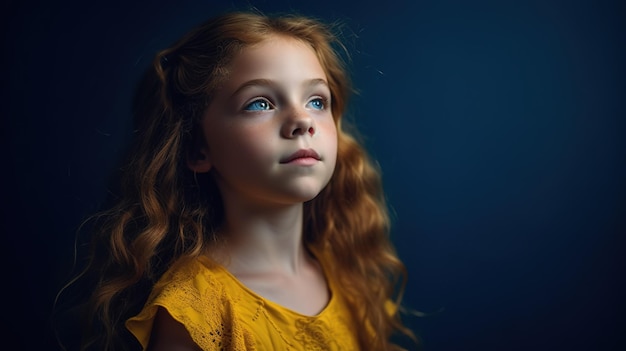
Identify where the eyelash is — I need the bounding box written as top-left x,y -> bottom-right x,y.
244,98 -> 274,111
307,97 -> 328,110
242,96 -> 330,112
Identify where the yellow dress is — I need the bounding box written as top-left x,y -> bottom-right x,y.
126,255 -> 359,350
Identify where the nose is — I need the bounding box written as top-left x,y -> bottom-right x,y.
281,107 -> 315,138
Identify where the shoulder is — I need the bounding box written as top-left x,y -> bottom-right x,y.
152,256 -> 229,305
143,255 -> 234,321
148,307 -> 203,351
127,256 -> 250,350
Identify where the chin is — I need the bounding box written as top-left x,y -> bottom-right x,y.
276,186 -> 326,205
290,191 -> 324,204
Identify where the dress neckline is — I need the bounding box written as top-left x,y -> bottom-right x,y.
196,253 -> 335,318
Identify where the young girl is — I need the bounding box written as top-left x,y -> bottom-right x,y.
62,10 -> 415,351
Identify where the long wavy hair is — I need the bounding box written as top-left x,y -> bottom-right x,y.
58,10 -> 416,351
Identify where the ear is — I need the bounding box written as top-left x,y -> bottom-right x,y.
187,147 -> 212,173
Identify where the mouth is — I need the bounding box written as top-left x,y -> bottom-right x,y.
280,148 -> 321,164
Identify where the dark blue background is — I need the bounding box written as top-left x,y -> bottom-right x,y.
2,0 -> 624,350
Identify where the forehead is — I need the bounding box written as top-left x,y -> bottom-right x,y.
226,35 -> 327,83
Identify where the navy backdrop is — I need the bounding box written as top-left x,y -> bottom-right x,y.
2,0 -> 624,350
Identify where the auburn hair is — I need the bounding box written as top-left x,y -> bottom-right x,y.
61,11 -> 415,351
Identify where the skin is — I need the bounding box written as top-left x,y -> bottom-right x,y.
149,35 -> 338,350
194,35 -> 337,208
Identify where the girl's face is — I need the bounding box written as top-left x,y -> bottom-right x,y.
191,35 -> 338,208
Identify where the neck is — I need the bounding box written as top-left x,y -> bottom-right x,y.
216,196 -> 308,276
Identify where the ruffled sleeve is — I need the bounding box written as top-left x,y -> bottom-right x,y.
125,258 -> 256,351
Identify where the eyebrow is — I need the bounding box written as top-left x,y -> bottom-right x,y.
230,78 -> 329,98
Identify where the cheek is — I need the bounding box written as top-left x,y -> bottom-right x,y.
206,124 -> 275,168
320,119 -> 339,170
322,119 -> 338,147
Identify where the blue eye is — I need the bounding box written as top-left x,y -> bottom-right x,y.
244,99 -> 272,111
307,98 -> 326,110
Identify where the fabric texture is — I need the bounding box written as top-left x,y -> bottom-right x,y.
126,253 -> 359,350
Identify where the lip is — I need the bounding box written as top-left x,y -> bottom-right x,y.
280,148 -> 321,164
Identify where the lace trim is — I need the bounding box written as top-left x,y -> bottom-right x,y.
153,261 -> 256,350
294,318 -> 341,350
137,256 -> 358,350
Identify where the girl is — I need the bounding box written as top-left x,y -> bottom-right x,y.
61,10 -> 416,351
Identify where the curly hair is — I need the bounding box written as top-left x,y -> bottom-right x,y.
60,11 -> 415,351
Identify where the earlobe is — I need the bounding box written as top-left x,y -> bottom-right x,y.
187,148 -> 212,173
